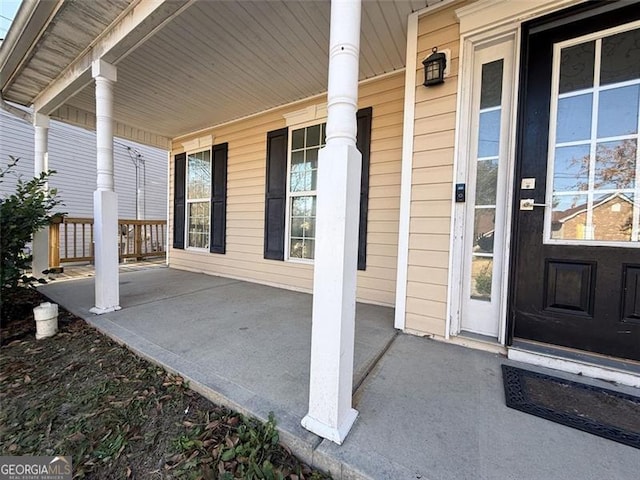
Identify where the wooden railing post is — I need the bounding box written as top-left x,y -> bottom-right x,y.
135,223 -> 142,260
48,221 -> 61,271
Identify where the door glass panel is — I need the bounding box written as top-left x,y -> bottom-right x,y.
480,60 -> 503,108
556,94 -> 592,142
478,110 -> 501,157
559,41 -> 595,93
597,85 -> 640,138
553,145 -> 590,191
551,194 -> 588,240
595,140 -> 636,190
469,59 -> 504,302
600,28 -> 640,85
473,208 -> 495,253
476,159 -> 499,204
591,193 -> 634,241
548,26 -> 640,244
471,257 -> 493,300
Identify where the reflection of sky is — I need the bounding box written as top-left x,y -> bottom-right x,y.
556,94 -> 592,142
598,85 -> 640,138
478,109 -> 500,157
553,145 -> 589,191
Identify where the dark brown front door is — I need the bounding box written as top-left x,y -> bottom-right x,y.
511,2 -> 640,361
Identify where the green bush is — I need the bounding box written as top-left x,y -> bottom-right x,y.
0,156 -> 63,296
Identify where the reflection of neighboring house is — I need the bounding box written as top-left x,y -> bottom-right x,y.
551,193 -> 633,241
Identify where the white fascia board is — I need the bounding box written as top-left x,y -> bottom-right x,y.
33,0 -> 193,115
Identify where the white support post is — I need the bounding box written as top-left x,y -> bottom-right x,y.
301,0 -> 361,445
32,113 -> 50,277
90,60 -> 121,314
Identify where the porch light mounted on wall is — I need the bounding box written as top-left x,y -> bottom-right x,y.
423,47 -> 446,86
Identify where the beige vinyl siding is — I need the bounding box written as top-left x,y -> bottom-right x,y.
169,72 -> 404,306
405,2 -> 465,336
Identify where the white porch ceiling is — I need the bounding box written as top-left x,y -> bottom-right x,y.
1,0 -> 432,145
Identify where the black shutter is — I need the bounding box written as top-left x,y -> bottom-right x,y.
356,107 -> 373,271
210,143 -> 228,254
264,128 -> 288,260
173,153 -> 186,249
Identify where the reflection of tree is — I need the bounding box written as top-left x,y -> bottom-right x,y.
476,160 -> 498,205
570,138 -> 636,190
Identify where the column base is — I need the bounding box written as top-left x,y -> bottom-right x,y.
32,227 -> 50,278
89,305 -> 122,315
301,408 -> 358,445
94,190 -> 120,312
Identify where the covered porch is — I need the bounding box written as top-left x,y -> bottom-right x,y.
39,268 -> 640,480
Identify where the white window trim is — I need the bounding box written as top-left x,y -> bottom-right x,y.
185,147 -> 212,252
283,105 -> 327,264
543,20 -> 640,248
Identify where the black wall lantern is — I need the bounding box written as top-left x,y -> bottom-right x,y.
423,47 -> 446,86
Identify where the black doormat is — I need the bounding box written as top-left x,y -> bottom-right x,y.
501,365 -> 640,449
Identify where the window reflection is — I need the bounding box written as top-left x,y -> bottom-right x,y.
597,86 -> 639,138
559,41 -> 595,94
478,110 -> 501,157
550,27 -> 639,244
556,94 -> 592,143
469,59 -> 505,302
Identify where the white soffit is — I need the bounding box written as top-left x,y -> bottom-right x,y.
49,0 -> 427,139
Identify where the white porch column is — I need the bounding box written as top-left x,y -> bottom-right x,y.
90,60 -> 120,314
32,113 -> 50,277
301,0 -> 362,445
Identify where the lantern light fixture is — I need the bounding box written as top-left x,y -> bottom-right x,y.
422,47 -> 447,87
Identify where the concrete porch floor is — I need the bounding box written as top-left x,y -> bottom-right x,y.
39,268 -> 640,480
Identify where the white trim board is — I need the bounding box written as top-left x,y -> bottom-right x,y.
395,0 -> 459,331
508,348 -> 640,389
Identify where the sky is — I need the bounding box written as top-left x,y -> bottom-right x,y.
0,0 -> 21,43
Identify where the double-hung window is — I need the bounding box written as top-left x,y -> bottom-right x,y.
287,123 -> 326,260
186,149 -> 211,249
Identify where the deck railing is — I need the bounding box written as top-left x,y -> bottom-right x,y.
49,217 -> 166,269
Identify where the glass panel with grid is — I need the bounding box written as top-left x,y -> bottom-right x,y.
470,59 -> 503,301
549,26 -> 640,244
186,150 -> 211,249
288,124 -> 325,260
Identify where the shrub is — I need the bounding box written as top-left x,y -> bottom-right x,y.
0,156 -> 63,298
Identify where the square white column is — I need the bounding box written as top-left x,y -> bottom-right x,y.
32,113 -> 50,277
302,0 -> 362,445
90,59 -> 120,314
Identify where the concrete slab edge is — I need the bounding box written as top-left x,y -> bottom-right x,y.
79,315 -> 341,476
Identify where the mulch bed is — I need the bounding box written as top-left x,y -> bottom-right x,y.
0,287 -> 330,479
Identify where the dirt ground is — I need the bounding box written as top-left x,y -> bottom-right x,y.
0,287 -> 330,480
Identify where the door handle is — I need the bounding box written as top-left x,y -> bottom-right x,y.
520,199 -> 549,211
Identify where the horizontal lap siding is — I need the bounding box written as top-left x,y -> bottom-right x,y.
405,3 -> 463,337
169,73 -> 403,306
